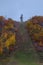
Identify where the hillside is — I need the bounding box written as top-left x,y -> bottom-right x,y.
0,16 -> 43,65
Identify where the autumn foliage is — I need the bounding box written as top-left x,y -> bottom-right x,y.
0,16 -> 17,54
26,16 -> 43,51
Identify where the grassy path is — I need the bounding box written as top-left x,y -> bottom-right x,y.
0,23 -> 43,65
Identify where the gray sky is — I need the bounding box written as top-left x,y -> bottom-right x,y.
0,0 -> 43,21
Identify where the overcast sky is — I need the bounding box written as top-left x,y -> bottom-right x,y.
0,0 -> 43,21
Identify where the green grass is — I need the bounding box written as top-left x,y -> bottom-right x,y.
17,63 -> 39,65
14,51 -> 40,65
0,51 -> 42,65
